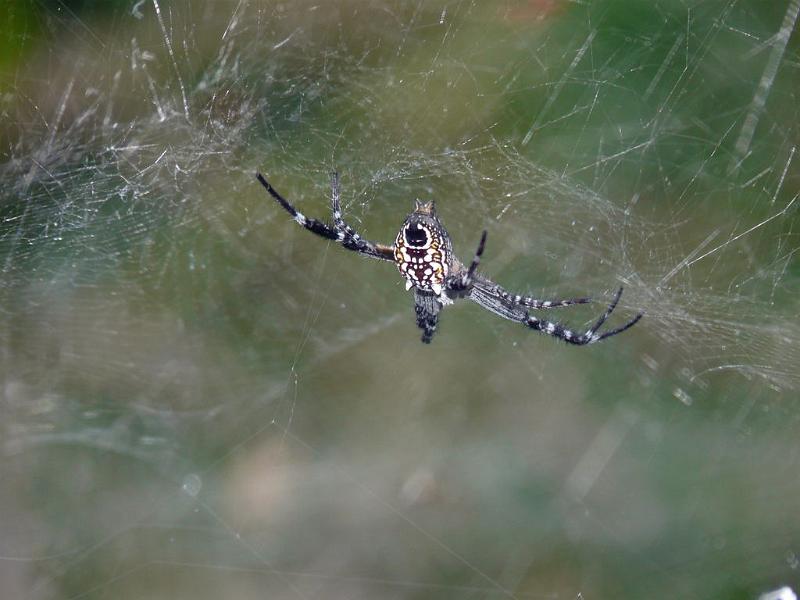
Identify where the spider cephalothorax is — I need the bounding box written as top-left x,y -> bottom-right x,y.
256,171 -> 643,344
394,200 -> 453,295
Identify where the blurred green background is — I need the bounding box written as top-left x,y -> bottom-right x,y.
1,1 -> 799,599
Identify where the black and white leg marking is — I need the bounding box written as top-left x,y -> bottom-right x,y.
470,283 -> 641,345
330,171 -> 365,246
256,172 -> 339,240
492,285 -> 591,310
446,232 -> 589,309
414,289 -> 441,344
524,287 -> 641,345
445,230 -> 487,297
256,172 -> 395,262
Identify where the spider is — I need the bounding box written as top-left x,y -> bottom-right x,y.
256,171 -> 642,345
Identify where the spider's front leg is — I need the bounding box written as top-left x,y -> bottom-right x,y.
255,171 -> 395,262
444,230 -> 487,298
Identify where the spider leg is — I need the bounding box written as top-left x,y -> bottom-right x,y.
256,172 -> 338,240
256,172 -> 395,262
446,236 -> 589,309
327,171 -> 395,260
470,282 -> 641,345
585,286 -> 623,336
581,287 -> 643,343
465,230 -> 487,281
330,171 -> 357,237
524,288 -> 642,345
472,277 -> 591,310
414,289 -> 441,344
445,230 -> 487,297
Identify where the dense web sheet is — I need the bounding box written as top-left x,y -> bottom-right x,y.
1,1 -> 799,599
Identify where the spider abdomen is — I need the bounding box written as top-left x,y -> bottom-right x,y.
395,245 -> 447,291
394,217 -> 451,293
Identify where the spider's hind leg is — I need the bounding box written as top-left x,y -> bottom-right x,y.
414,290 -> 441,344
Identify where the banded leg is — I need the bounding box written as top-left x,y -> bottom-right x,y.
256,172 -> 339,240
473,277 -> 591,310
330,172 -> 360,240
445,230 -> 488,296
470,283 -> 642,345
524,287 -> 642,345
256,172 -> 395,262
414,290 -> 441,344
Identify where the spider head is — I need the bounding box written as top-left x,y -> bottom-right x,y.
414,199 -> 436,216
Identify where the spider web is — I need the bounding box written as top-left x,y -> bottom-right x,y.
1,1 -> 799,599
